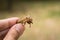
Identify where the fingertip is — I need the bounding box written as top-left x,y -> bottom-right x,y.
6,17 -> 20,26
0,17 -> 20,31
3,23 -> 25,40
15,23 -> 25,34
5,17 -> 19,24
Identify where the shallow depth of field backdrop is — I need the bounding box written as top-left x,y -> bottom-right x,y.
0,1 -> 60,40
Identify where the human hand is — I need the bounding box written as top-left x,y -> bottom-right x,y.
0,17 -> 25,40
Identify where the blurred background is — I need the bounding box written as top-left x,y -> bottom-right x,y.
0,0 -> 60,40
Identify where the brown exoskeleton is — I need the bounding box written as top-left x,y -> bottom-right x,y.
16,16 -> 33,27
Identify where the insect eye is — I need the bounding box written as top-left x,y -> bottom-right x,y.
27,20 -> 33,24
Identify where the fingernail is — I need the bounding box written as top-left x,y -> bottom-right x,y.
15,23 -> 24,33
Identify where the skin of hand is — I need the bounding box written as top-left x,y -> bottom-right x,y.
0,17 -> 25,40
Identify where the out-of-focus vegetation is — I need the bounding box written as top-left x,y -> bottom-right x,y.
0,1 -> 60,40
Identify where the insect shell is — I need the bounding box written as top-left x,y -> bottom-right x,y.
16,16 -> 33,27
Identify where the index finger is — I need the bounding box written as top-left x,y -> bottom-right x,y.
0,17 -> 19,31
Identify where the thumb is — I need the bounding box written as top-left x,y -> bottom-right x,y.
3,23 -> 25,40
